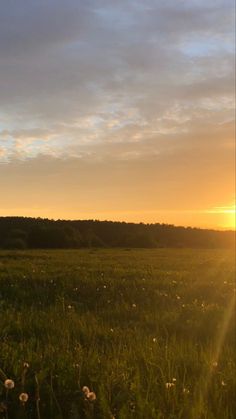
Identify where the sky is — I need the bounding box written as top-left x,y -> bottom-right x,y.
0,0 -> 235,229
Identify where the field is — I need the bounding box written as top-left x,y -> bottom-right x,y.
0,248 -> 235,419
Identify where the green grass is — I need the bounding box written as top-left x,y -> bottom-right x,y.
0,248 -> 235,419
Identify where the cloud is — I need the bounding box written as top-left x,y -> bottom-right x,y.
0,0 -> 234,225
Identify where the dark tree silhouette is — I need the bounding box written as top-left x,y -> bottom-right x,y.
0,217 -> 234,249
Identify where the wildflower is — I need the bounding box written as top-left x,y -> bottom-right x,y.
221,380 -> 226,386
212,361 -> 218,368
19,393 -> 29,403
87,391 -> 96,401
68,305 -> 72,309
172,378 -> 177,382
183,387 -> 190,394
165,382 -> 175,389
152,338 -> 157,343
4,379 -> 15,389
23,362 -> 29,368
132,303 -> 136,308
82,386 -> 90,396
110,328 -> 114,333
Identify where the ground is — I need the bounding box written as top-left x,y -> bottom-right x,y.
0,248 -> 235,418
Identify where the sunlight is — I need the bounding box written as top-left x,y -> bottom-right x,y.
205,204 -> 236,230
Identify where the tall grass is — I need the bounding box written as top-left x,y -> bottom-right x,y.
0,248 -> 235,418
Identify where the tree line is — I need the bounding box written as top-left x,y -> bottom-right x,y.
0,217 -> 234,249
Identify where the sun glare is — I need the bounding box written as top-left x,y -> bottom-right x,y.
206,204 -> 236,230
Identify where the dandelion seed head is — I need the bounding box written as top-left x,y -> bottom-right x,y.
19,393 -> 29,403
23,362 -> 29,368
165,382 -> 175,389
87,391 -> 96,401
4,379 -> 15,389
82,386 -> 90,395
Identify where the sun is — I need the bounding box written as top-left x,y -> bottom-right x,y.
220,205 -> 236,230
206,203 -> 236,230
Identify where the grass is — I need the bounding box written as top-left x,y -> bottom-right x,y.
0,248 -> 235,418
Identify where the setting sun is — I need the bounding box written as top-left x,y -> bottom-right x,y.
206,204 -> 236,230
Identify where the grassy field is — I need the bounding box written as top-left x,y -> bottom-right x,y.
0,248 -> 235,419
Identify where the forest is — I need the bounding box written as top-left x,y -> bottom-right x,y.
0,217 -> 234,249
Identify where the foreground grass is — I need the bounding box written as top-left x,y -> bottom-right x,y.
0,248 -> 235,418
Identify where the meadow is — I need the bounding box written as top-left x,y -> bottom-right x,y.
0,248 -> 235,419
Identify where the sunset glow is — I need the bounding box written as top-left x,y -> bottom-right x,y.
0,1 -> 234,229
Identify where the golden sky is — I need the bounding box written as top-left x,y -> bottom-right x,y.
0,1 -> 235,229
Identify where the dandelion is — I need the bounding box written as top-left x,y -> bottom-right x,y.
86,391 -> 96,401
19,393 -> 29,403
82,386 -> 90,396
4,379 -> 15,389
23,362 -> 29,368
165,382 -> 175,389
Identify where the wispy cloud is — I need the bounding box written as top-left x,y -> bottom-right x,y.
0,0 -> 234,226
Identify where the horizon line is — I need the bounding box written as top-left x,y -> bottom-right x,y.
0,214 -> 235,233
